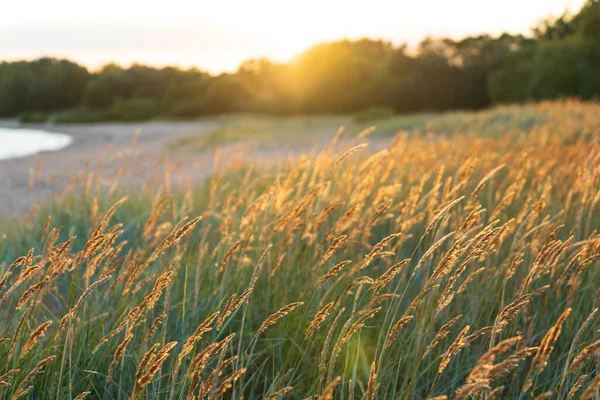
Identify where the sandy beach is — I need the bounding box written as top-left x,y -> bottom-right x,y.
0,119 -> 389,218
0,120 -> 220,216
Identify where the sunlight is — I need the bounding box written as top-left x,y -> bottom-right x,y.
0,0 -> 586,72
0,0 -> 599,398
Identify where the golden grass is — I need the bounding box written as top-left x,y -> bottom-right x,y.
0,99 -> 599,398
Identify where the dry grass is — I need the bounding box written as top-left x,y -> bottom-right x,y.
0,99 -> 599,398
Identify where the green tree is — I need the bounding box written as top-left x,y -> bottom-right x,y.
291,40 -> 391,113
0,63 -> 31,116
202,75 -> 253,114
488,38 -> 600,103
83,79 -> 114,109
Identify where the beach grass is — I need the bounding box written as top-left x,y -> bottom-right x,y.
0,99 -> 599,399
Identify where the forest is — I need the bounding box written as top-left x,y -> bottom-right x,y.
0,0 -> 598,122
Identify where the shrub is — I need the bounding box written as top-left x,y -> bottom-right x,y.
18,110 -> 48,123
53,98 -> 161,122
168,99 -> 206,118
353,106 -> 395,123
104,97 -> 160,121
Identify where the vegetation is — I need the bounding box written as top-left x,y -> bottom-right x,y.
166,114 -> 350,151
0,1 -> 598,122
166,102 -> 553,151
0,100 -> 599,399
352,107 -> 395,124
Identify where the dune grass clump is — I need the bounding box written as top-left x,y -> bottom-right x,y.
0,100 -> 599,399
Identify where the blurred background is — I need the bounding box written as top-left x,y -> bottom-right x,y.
0,0 -> 597,122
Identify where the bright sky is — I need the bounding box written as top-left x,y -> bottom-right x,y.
0,0 -> 586,73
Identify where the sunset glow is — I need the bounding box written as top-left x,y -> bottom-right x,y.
0,0 -> 587,72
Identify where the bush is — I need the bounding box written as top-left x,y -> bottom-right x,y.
52,108 -> 106,123
53,98 -> 161,123
168,99 -> 206,118
18,110 -> 49,123
104,97 -> 160,121
353,106 -> 395,123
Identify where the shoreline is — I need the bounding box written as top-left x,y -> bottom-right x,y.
0,120 -> 219,217
0,119 -> 390,218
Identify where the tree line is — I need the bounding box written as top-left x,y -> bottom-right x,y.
0,0 -> 598,122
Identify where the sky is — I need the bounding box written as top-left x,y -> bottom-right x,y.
0,0 -> 587,73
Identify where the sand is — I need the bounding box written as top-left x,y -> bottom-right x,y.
0,120 -> 219,217
0,119 -> 388,219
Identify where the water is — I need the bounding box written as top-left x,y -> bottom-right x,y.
0,128 -> 72,160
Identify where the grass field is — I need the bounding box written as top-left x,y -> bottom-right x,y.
0,99 -> 600,399
165,101 -> 561,152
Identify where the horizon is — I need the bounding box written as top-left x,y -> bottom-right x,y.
0,0 -> 586,73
